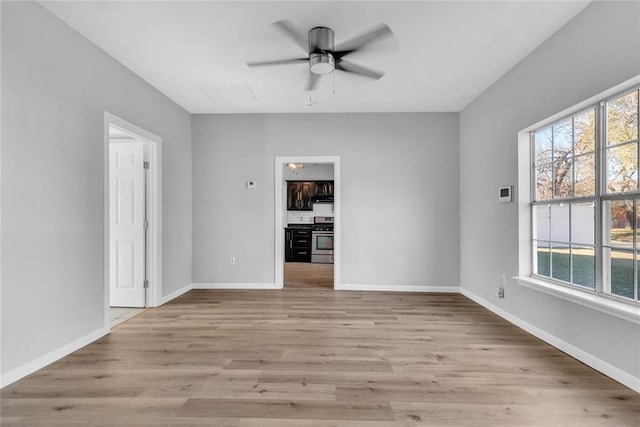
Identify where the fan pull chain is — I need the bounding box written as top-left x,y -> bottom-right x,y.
333,70 -> 336,95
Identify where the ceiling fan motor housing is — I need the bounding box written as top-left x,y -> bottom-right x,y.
309,27 -> 335,75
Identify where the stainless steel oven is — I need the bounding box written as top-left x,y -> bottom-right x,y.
311,216 -> 334,264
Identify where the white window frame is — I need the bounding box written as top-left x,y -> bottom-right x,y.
530,105 -> 599,291
516,76 -> 640,325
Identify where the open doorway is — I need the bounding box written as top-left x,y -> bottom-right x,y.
274,156 -> 340,290
104,113 -> 162,329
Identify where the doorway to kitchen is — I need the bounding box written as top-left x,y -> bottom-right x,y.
275,156 -> 340,289
104,112 -> 162,329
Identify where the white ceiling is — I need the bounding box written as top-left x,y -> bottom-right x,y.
40,1 -> 590,114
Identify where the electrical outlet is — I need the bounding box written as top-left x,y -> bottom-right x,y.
501,274 -> 507,286
397,258 -> 404,268
497,287 -> 505,299
229,257 -> 236,265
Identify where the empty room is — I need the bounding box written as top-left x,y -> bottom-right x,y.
2,1 -> 640,425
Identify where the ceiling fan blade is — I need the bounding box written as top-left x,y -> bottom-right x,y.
246,58 -> 308,67
334,23 -> 393,58
305,72 -> 321,91
336,59 -> 385,80
272,20 -> 309,52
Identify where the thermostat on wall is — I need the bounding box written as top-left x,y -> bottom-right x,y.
499,186 -> 512,203
246,180 -> 256,189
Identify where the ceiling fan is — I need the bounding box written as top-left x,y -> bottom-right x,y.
247,20 -> 393,91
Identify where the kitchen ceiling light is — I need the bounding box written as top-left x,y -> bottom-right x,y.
287,163 -> 304,174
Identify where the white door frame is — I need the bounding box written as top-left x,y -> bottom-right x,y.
103,112 -> 162,328
274,156 -> 340,288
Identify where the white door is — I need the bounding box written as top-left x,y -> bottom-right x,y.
110,141 -> 145,307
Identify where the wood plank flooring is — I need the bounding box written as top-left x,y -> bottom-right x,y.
284,261 -> 334,289
2,275 -> 640,425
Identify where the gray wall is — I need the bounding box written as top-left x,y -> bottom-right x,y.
192,113 -> 460,287
460,2 -> 640,380
1,2 -> 192,376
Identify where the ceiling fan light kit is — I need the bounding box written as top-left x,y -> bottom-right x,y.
247,20 -> 392,91
309,53 -> 335,75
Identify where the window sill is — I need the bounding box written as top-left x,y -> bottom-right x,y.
514,276 -> 640,325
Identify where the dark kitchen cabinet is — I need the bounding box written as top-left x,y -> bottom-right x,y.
285,227 -> 312,262
314,181 -> 334,197
287,181 -> 315,211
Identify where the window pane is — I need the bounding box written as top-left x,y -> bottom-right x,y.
571,202 -> 594,245
608,249 -> 634,299
554,158 -> 573,198
535,127 -> 553,164
551,243 -> 570,282
606,143 -> 638,193
574,109 -> 596,154
534,205 -> 550,241
572,246 -> 595,288
608,199 -> 634,248
607,90 -> 639,145
535,241 -> 550,277
553,119 -> 573,158
550,204 -> 569,242
574,153 -> 595,197
535,162 -> 553,201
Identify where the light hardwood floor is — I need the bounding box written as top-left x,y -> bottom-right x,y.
284,262 -> 334,289
2,273 -> 639,425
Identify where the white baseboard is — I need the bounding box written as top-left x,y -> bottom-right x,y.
159,283 -> 193,305
192,282 -> 280,290
459,288 -> 640,393
336,283 -> 460,293
0,326 -> 109,389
